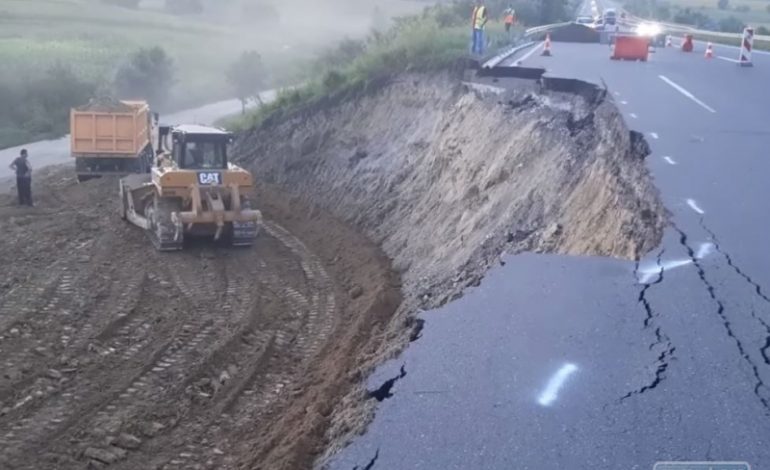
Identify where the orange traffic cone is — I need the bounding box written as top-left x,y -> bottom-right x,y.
705,42 -> 714,59
541,33 -> 552,56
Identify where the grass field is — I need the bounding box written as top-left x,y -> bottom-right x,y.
653,0 -> 770,29
0,0 -> 426,148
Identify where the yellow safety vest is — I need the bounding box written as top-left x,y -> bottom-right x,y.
472,6 -> 487,30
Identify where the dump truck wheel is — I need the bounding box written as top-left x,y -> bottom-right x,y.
119,182 -> 128,220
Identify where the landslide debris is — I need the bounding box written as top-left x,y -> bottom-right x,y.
234,71 -> 665,463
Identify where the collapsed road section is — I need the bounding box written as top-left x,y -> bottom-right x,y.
235,70 -> 666,464
0,68 -> 664,469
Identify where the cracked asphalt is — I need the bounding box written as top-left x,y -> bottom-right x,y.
326,42 -> 770,469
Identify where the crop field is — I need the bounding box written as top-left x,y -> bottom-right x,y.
667,0 -> 770,28
0,0 -> 280,107
0,0 -> 425,148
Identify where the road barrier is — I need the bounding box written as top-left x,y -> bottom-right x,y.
739,27 -> 754,67
542,33 -> 553,56
681,34 -> 694,52
611,35 -> 649,61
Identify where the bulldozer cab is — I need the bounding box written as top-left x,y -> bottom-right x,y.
156,124 -> 233,173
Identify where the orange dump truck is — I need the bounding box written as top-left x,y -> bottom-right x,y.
70,98 -> 156,181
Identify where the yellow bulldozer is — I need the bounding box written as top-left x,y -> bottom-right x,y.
119,123 -> 262,251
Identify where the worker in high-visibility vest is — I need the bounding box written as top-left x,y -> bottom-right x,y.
503,5 -> 517,40
471,1 -> 488,55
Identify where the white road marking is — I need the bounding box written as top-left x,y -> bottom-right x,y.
515,43 -> 545,65
686,198 -> 705,215
696,242 -> 715,260
716,56 -> 739,63
650,132 -> 659,139
637,243 -> 714,283
663,156 -> 677,165
537,363 -> 579,407
629,113 -> 638,119
614,91 -> 621,96
659,75 -> 717,113
621,100 -> 628,104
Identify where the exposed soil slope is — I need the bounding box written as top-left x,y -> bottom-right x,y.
238,72 -> 664,314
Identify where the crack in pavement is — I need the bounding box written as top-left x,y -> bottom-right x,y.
675,224 -> 770,414
638,250 -> 665,328
698,217 -> 770,372
352,448 -> 379,470
699,218 -> 770,306
623,250 -> 675,401
368,365 -> 407,402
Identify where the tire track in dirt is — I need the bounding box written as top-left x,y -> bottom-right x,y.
13,242 -> 265,467
152,223 -> 339,470
93,224 -> 339,470
1,170 -> 397,470
0,234 -> 147,414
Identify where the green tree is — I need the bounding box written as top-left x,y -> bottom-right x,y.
540,0 -> 568,24
114,47 -> 175,109
226,51 -> 268,114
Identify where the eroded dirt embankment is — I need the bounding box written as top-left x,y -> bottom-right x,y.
234,71 -> 666,464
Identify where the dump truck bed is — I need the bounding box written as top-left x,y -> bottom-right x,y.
70,100 -> 151,157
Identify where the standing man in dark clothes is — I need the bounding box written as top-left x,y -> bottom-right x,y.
9,149 -> 32,206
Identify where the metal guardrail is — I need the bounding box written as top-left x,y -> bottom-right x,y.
480,22 -> 574,69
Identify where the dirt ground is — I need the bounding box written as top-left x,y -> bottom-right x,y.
0,169 -> 399,470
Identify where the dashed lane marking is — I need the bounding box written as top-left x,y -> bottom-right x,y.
650,132 -> 659,139
663,156 -> 677,165
659,75 -> 717,114
686,198 -> 706,215
629,113 -> 638,119
537,363 -> 579,407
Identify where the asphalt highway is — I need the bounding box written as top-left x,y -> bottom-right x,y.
327,41 -> 770,470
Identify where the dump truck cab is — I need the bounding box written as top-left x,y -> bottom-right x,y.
120,124 -> 262,251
